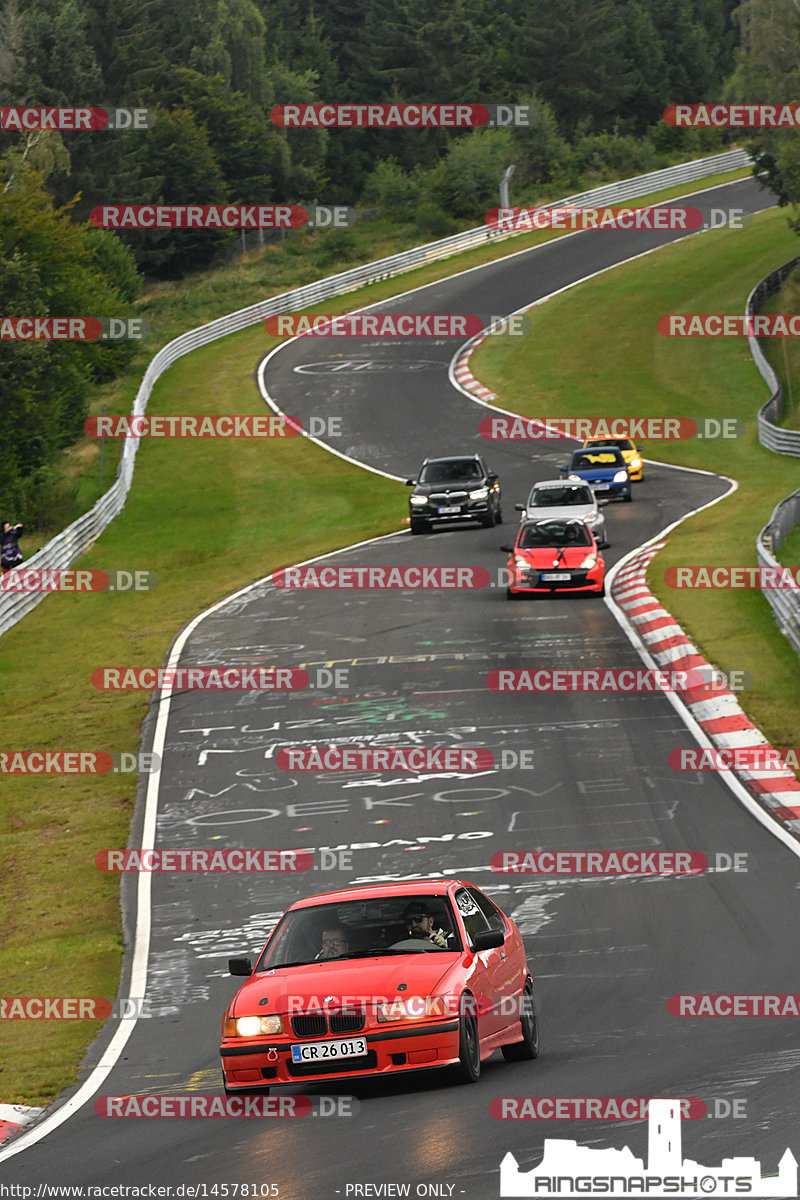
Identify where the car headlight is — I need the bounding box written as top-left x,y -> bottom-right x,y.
469,487 -> 489,500
613,470 -> 628,482
579,554 -> 598,568
409,495 -> 429,506
230,1015 -> 283,1037
630,458 -> 642,469
568,474 -> 582,482
514,556 -> 530,571
376,996 -> 449,1022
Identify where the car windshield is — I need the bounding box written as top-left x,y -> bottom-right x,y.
586,438 -> 633,451
518,521 -> 592,548
570,451 -> 624,470
528,485 -> 593,507
253,894 -> 462,969
419,461 -> 482,484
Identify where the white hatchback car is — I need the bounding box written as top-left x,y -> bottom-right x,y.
515,480 -> 608,547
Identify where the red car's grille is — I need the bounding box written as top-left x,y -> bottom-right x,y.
290,1008 -> 366,1037
329,1008 -> 366,1034
291,1012 -> 327,1037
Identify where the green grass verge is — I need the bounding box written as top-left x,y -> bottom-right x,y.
761,262 -> 800,431
472,206 -> 800,747
0,162 -> 762,1106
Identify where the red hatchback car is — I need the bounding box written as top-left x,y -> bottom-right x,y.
220,879 -> 539,1093
504,517 -> 605,598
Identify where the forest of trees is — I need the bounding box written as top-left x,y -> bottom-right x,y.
0,0 -> 794,523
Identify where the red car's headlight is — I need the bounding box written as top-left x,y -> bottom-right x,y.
579,553 -> 598,568
376,996 -> 449,1022
226,1015 -> 283,1037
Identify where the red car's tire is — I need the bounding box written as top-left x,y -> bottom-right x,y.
501,979 -> 540,1062
451,997 -> 481,1083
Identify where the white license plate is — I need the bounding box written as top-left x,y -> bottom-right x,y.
592,483 -> 611,491
291,1036 -> 367,1063
438,505 -> 461,514
540,572 -> 571,581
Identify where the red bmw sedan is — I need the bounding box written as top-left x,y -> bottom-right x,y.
220,879 -> 539,1093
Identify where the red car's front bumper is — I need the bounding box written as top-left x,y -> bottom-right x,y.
220,1020 -> 460,1090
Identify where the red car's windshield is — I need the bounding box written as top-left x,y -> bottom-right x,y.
254,894 -> 463,969
517,521 -> 592,549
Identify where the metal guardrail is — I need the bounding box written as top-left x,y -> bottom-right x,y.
0,147 -> 753,637
748,256 -> 800,454
746,256 -> 800,657
757,490 -> 800,658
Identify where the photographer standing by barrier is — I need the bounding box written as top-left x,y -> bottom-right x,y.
1,522 -> 24,575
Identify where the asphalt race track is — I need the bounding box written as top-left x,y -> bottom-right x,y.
5,175 -> 799,1199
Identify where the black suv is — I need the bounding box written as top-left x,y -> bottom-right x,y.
406,455 -> 502,534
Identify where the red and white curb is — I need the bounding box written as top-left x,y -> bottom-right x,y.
612,542 -> 800,837
452,326 -> 498,402
0,1105 -> 44,1145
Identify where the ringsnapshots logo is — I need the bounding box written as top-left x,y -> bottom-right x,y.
0,107 -> 153,131
272,102 -> 535,128
499,1098 -> 798,1197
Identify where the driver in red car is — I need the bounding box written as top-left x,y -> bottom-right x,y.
316,924 -> 351,959
402,901 -> 449,948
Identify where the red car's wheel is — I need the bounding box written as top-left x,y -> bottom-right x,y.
451,996 -> 481,1083
501,978 -> 540,1062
